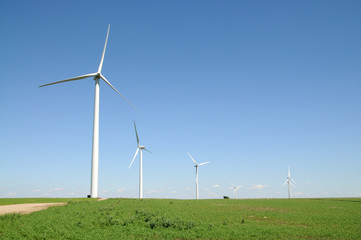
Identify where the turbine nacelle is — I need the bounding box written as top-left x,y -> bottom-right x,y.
94,73 -> 101,80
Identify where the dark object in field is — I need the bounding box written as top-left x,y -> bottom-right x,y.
87,195 -> 91,198
223,196 -> 230,199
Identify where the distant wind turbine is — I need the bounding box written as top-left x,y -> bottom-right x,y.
187,152 -> 209,200
284,167 -> 296,199
39,24 -> 135,198
231,181 -> 243,199
129,121 -> 151,199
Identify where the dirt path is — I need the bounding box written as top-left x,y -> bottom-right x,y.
0,203 -> 67,215
0,198 -> 107,215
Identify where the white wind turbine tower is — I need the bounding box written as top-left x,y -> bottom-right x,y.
284,167 -> 296,199
129,121 -> 151,199
231,181 -> 243,199
187,152 -> 209,200
39,25 -> 135,198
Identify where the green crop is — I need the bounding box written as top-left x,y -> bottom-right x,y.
0,198 -> 360,239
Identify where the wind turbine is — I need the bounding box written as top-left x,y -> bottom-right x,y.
230,181 -> 243,199
39,25 -> 134,198
187,152 -> 209,200
284,167 -> 296,199
129,121 -> 151,199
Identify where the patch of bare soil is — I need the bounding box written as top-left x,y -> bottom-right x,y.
0,203 -> 66,215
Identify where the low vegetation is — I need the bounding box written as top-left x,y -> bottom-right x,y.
1,198 -> 360,239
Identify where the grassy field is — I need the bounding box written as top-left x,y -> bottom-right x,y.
0,198 -> 360,239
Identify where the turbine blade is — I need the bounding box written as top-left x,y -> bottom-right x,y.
129,148 -> 139,168
98,24 -> 110,73
291,178 -> 296,184
230,181 -> 236,187
144,148 -> 152,153
198,161 -> 209,166
187,152 -> 198,165
39,73 -> 97,87
290,182 -> 296,188
134,121 -> 139,147
100,74 -> 139,112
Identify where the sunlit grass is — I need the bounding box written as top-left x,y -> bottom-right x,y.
1,198 -> 360,239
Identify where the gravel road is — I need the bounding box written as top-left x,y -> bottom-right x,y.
0,203 -> 66,215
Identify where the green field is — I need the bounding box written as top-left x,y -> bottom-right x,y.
1,198 -> 360,239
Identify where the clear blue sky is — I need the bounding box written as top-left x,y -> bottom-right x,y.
1,0 -> 360,199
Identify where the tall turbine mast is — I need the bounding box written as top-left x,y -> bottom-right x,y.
284,166 -> 296,199
129,122 -> 151,199
39,25 -> 135,198
187,152 -> 209,199
231,181 -> 243,199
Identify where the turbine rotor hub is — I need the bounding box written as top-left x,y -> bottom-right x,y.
94,73 -> 101,80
